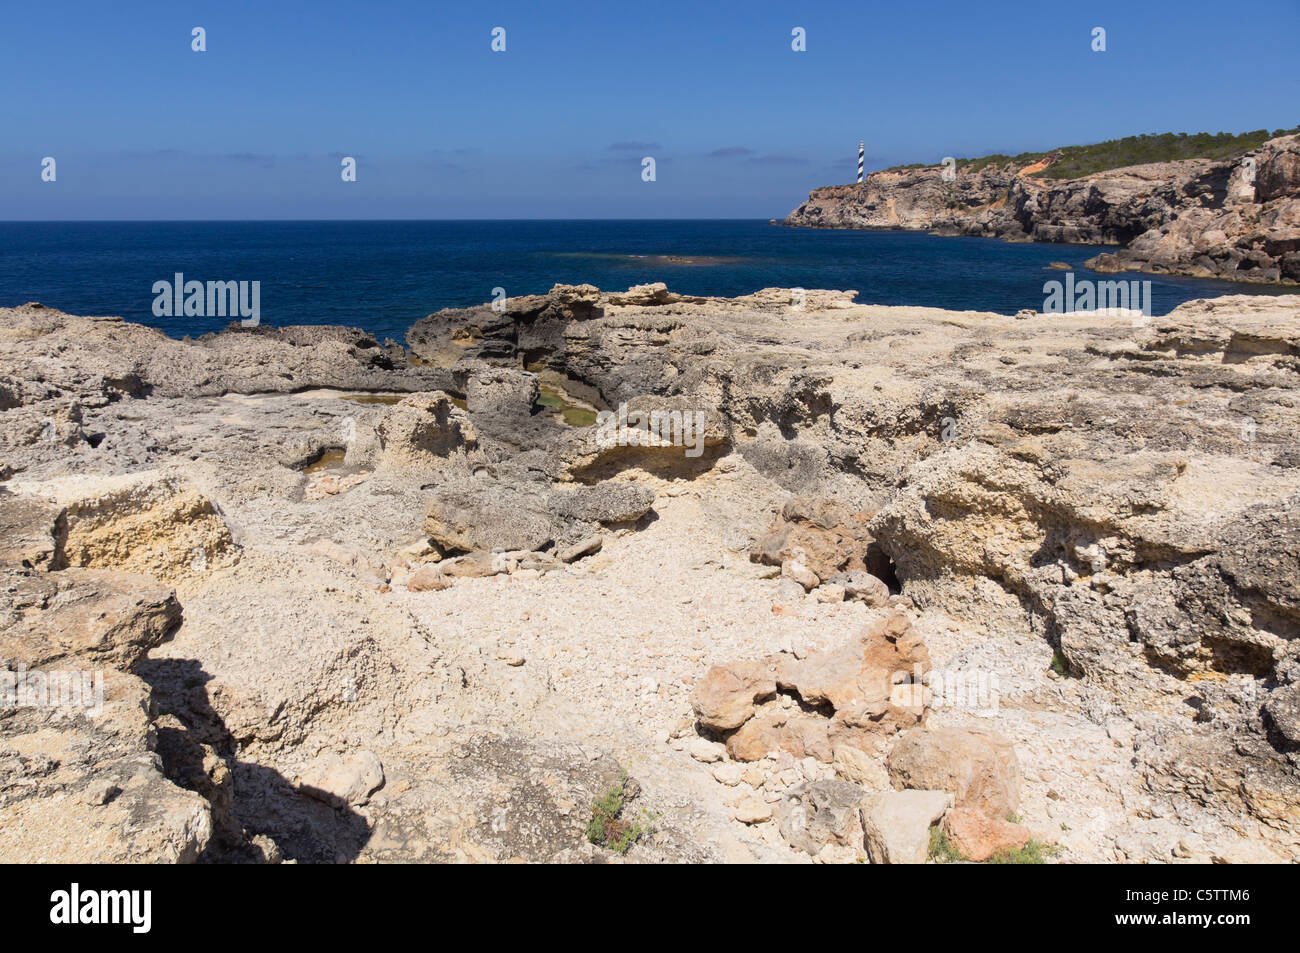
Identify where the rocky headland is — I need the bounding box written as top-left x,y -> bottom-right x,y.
784,133 -> 1300,286
2,282 -> 1299,864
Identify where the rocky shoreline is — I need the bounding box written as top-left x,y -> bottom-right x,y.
784,133 -> 1300,287
2,283 -> 1298,863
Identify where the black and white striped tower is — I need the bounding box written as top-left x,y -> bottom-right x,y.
857,141 -> 865,183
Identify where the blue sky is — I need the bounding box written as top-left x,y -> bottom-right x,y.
2,0 -> 1296,219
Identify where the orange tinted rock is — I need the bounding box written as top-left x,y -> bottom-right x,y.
690,660 -> 776,731
725,707 -> 834,762
774,613 -> 928,737
942,807 -> 1032,862
887,727 -> 1022,818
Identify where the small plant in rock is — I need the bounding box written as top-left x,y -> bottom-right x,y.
928,826 -> 963,864
1049,650 -> 1072,678
586,770 -> 652,855
987,839 -> 1057,864
929,824 -> 1057,864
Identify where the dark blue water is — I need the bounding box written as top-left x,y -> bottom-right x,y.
0,220 -> 1288,342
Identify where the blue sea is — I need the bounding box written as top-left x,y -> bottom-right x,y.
0,220 -> 1289,343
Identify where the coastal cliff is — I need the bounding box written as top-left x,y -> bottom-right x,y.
784,133 -> 1300,285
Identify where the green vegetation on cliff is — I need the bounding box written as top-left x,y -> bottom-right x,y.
881,126 -> 1298,180
1041,128 -> 1298,178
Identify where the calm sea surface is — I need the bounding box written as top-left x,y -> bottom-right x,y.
0,220 -> 1289,342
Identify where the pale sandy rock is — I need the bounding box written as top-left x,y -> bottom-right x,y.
373,392 -> 477,475
832,744 -> 890,789
688,738 -> 725,764
0,566 -> 180,672
861,789 -> 952,864
755,497 -> 878,583
407,566 -> 451,592
830,570 -> 890,606
0,494 -> 64,569
296,750 -> 385,808
5,282 -> 1300,864
6,470 -> 235,583
815,583 -> 846,603
0,669 -> 213,864
712,763 -> 744,786
733,796 -> 773,824
775,612 -> 929,724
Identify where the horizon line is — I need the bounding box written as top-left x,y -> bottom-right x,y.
0,217 -> 787,225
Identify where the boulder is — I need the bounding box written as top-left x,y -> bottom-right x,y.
425,477 -> 654,555
407,566 -> 451,592
557,535 -> 603,563
941,807 -> 1032,862
725,706 -> 833,762
832,744 -> 890,789
550,483 -> 655,525
781,554 -> 820,591
887,727 -> 1021,818
777,779 -> 869,856
0,567 -> 180,672
829,570 -> 890,606
374,392 -> 477,473
687,738 -> 725,763
860,789 -> 952,864
424,481 -> 555,553
465,368 -> 540,419
690,660 -> 776,731
775,612 -> 929,724
752,496 -> 877,583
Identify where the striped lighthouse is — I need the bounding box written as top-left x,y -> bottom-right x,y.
857,141 -> 865,184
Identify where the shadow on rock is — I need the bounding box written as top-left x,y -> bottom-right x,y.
137,657 -> 371,864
